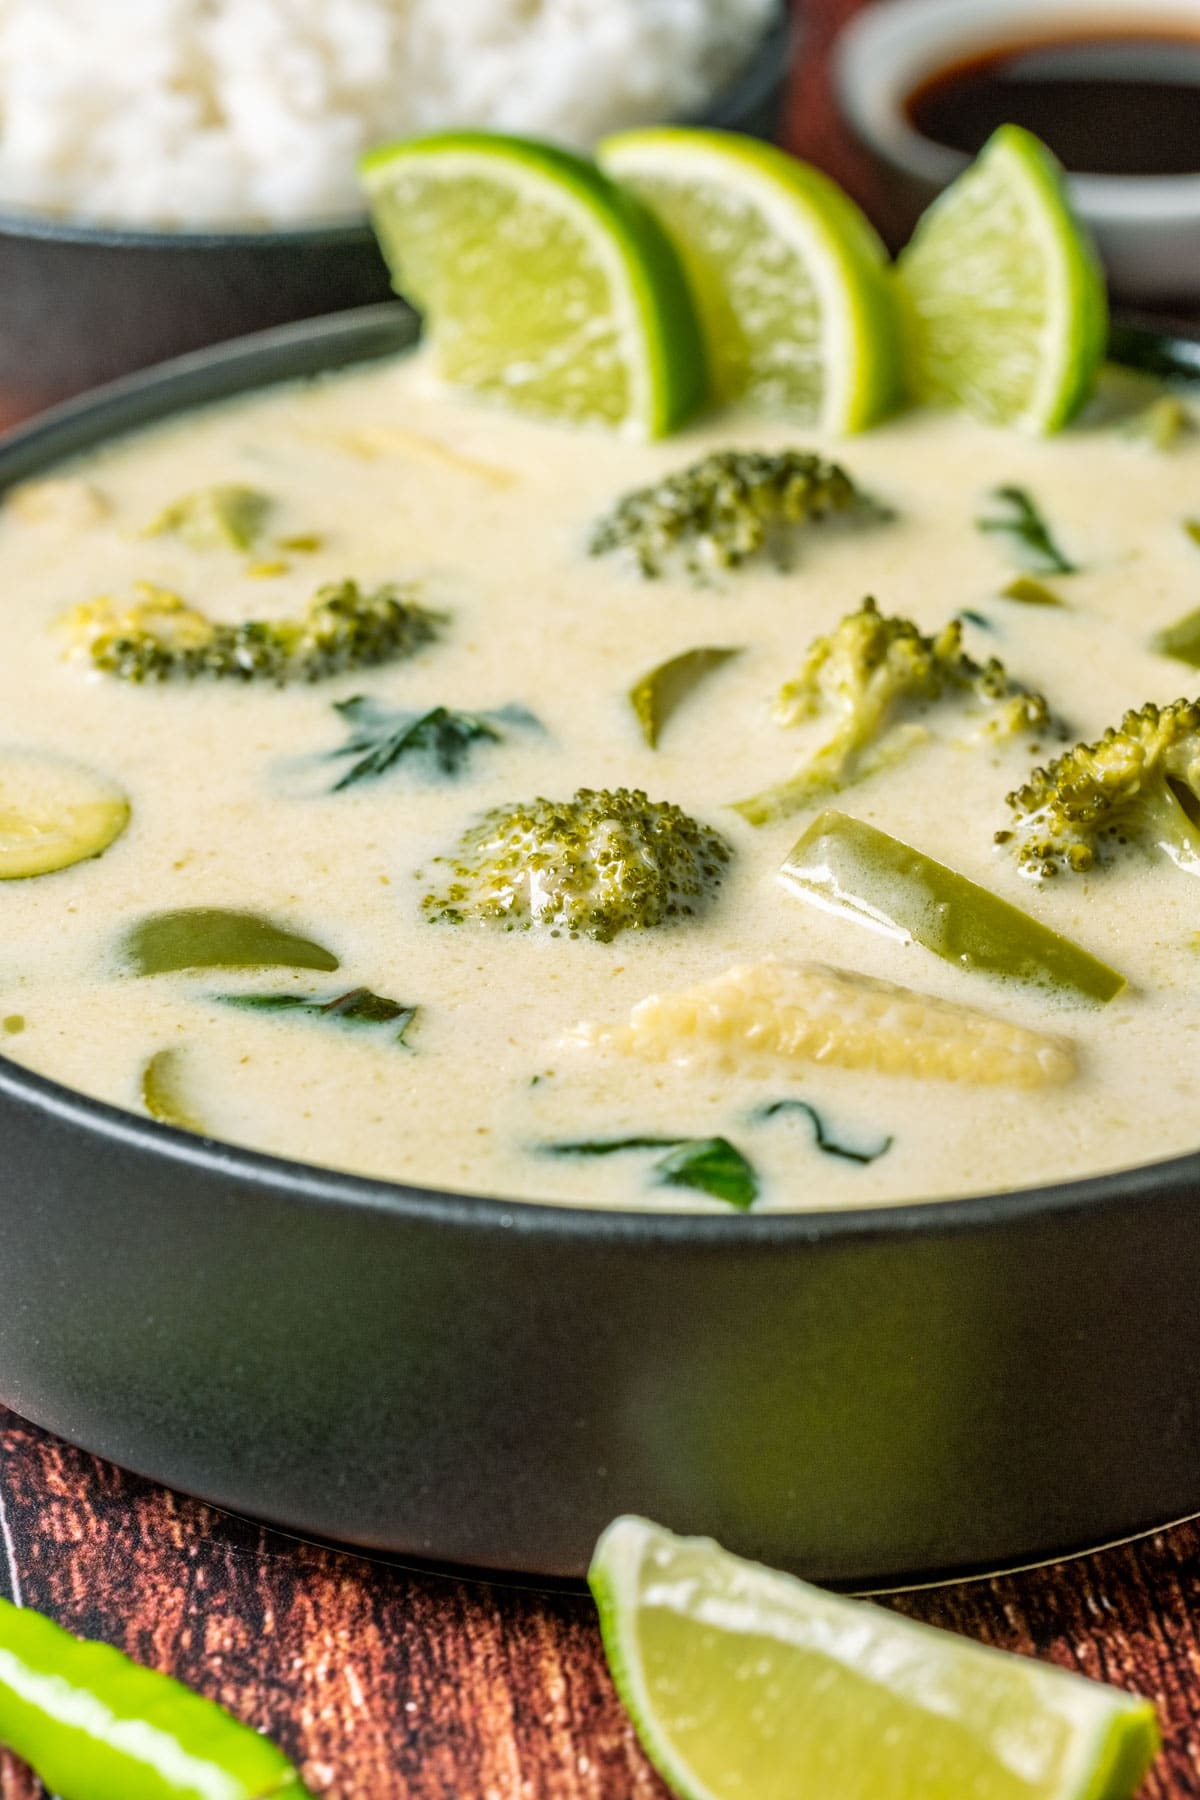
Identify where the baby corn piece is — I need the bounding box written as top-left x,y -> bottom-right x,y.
568,958 -> 1077,1087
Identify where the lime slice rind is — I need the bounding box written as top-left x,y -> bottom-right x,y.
896,124 -> 1108,434
590,1516 -> 1159,1800
362,131 -> 708,438
599,127 -> 903,434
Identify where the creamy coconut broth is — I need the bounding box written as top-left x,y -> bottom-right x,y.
2,351 -> 1199,1212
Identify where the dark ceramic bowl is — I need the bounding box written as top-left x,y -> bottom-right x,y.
0,5 -> 793,411
2,305 -> 1199,1587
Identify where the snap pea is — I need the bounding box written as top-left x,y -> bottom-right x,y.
779,809 -> 1125,1003
0,1595 -> 311,1799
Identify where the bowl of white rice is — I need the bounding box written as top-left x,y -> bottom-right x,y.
0,0 -> 791,405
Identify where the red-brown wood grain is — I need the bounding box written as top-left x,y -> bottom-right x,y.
2,2 -> 1200,1794
3,1406 -> 1200,1797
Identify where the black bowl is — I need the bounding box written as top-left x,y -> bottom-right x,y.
3,304 -> 1198,1587
0,5 -> 793,411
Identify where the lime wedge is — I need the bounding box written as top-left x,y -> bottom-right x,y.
599,128 -> 902,433
896,125 -> 1107,433
590,1517 -> 1159,1800
361,132 -> 708,437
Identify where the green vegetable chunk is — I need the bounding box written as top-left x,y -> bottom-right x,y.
142,1048 -> 207,1135
977,486 -> 1076,574
213,987 -> 416,1044
144,483 -> 272,551
589,449 -> 874,579
781,809 -> 1124,1002
0,1593 -> 312,1800
0,750 -> 130,880
629,646 -> 740,748
545,1135 -> 757,1210
1150,609 -> 1200,668
122,910 -> 339,976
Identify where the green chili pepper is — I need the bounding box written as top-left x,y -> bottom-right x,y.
0,1595 -> 311,1799
121,909 -> 339,976
779,809 -> 1125,1003
628,646 -> 740,748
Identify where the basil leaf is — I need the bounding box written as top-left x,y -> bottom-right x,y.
545,1134 -> 758,1210
755,1099 -> 892,1165
212,986 -> 416,1043
330,698 -> 538,790
977,486 -> 1076,575
654,1137 -> 758,1210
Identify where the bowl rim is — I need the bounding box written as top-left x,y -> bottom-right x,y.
835,0 -> 1200,217
2,296 -> 1197,1246
0,2 -> 794,250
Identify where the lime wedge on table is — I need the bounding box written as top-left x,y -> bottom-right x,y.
896,124 -> 1108,433
590,1517 -> 1159,1800
599,128 -> 902,433
361,132 -> 707,438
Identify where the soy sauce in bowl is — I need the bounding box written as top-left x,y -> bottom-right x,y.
906,29 -> 1200,178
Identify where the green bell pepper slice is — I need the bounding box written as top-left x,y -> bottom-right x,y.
628,646 -> 740,748
780,810 -> 1125,1003
121,909 -> 339,976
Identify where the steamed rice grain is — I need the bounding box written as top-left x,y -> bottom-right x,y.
0,0 -> 778,229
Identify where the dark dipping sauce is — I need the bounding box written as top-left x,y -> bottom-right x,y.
906,31 -> 1200,177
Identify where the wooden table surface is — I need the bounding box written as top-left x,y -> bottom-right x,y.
3,3 -> 1200,1795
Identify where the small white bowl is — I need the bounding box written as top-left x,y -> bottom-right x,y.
835,0 -> 1200,302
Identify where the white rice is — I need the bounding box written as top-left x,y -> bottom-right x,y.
0,0 -> 778,230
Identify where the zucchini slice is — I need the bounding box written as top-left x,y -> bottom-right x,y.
0,749 -> 130,880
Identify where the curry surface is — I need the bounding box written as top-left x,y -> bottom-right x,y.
1,353 -> 1197,1211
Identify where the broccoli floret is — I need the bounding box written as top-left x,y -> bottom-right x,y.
421,786 -> 731,941
62,579 -> 442,684
588,449 -> 870,579
735,597 -> 1055,825
1000,697 -> 1200,878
